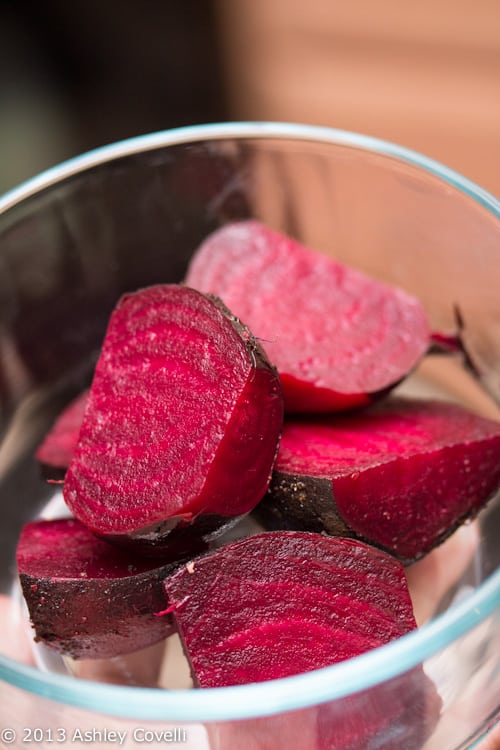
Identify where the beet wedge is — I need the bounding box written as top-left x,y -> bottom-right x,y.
63,285 -> 283,552
185,221 -> 430,413
256,397 -> 500,562
35,390 -> 89,480
163,531 -> 417,687
16,518 -> 178,659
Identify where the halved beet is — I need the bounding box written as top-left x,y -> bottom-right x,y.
163,531 -> 417,687
35,390 -> 89,479
16,518 -> 178,659
185,221 -> 430,413
256,397 -> 500,562
63,285 -> 283,552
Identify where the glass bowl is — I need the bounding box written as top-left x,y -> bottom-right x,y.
0,122 -> 499,750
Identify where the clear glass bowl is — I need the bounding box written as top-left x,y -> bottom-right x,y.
0,122 -> 499,750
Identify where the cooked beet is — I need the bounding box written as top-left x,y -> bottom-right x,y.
16,518 -> 177,659
163,531 -> 417,687
35,390 -> 89,479
63,285 -> 283,550
209,665 -> 441,750
317,669 -> 441,750
256,397 -> 500,562
185,221 -> 430,412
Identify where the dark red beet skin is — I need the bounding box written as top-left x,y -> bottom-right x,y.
185,221 -> 430,413
16,518 -> 177,659
257,397 -> 500,562
62,285 -> 283,547
35,390 -> 89,479
163,531 -> 417,688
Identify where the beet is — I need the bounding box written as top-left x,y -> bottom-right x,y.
185,221 -> 430,412
16,518 -> 177,659
163,531 -> 417,688
209,665 -> 441,750
63,285 -> 283,552
35,390 -> 89,479
256,397 -> 500,562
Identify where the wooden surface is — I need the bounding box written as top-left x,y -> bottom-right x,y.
216,0 -> 500,197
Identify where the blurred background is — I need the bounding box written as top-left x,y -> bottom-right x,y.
1,0 -> 499,196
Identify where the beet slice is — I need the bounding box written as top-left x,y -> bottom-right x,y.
63,285 -> 283,552
16,518 -> 178,659
185,221 -> 430,412
163,531 -> 418,688
256,397 -> 500,562
209,665 -> 441,750
35,390 -> 89,479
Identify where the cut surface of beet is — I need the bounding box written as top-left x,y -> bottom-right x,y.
257,397 -> 500,562
185,221 -> 430,412
163,531 -> 417,688
35,390 -> 89,479
16,518 -> 177,659
63,285 -> 283,544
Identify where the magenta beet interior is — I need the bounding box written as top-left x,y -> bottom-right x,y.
16,518 -> 175,659
16,519 -> 166,579
186,221 -> 430,411
63,285 -> 283,535
164,531 -> 416,688
35,390 -> 89,472
277,397 -> 500,558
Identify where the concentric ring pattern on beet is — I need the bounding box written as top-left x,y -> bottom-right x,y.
185,221 -> 431,412
63,285 -> 283,547
163,531 -> 418,687
14,212 -> 498,750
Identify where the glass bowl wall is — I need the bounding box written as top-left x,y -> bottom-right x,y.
0,123 -> 499,750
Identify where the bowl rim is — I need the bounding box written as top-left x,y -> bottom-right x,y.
0,121 -> 499,721
1,121 -> 499,217
0,568 -> 498,721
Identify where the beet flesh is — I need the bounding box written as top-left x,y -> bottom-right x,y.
210,665 -> 441,750
257,397 -> 500,562
35,390 -> 89,479
16,518 -> 178,659
63,285 -> 283,549
185,221 -> 430,412
163,531 -> 417,688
